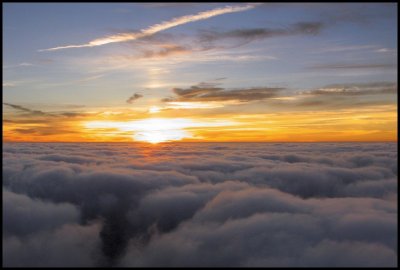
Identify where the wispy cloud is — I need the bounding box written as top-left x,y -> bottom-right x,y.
3,82 -> 17,87
76,74 -> 104,83
300,82 -> 397,96
160,81 -> 397,111
3,102 -> 89,118
3,103 -> 49,116
85,20 -> 319,65
136,21 -> 322,60
3,103 -> 94,140
315,45 -> 378,53
3,62 -> 34,69
39,4 -> 259,52
375,48 -> 396,53
18,62 -> 33,67
198,22 -> 324,45
140,45 -> 191,59
290,82 -> 397,109
310,63 -> 396,70
162,83 -> 284,103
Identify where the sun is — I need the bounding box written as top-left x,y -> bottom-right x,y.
130,118 -> 193,143
84,118 -> 195,143
133,129 -> 191,144
149,106 -> 161,114
130,118 -> 191,144
84,117 -> 235,143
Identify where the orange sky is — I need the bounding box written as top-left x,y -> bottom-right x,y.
3,103 -> 397,143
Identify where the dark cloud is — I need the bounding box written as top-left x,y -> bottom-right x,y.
3,118 -> 60,124
136,32 -> 181,45
12,126 -> 81,136
163,84 -> 284,102
296,100 -> 325,107
198,22 -> 323,47
3,106 -> 93,139
126,93 -> 143,104
160,81 -> 396,109
59,112 -> 87,117
299,239 -> 397,267
3,103 -> 89,119
140,45 -> 191,59
3,188 -> 100,267
12,128 -> 37,134
37,154 -> 96,164
3,189 -> 79,237
3,142 -> 397,267
3,221 -> 101,267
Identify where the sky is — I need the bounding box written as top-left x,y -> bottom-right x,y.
3,2 -> 398,142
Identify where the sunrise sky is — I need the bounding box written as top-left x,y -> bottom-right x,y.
3,3 -> 397,143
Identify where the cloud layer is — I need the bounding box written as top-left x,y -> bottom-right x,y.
3,142 -> 397,267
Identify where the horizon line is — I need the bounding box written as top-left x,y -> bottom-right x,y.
3,140 -> 397,144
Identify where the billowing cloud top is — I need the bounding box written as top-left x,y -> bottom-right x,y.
3,142 -> 397,267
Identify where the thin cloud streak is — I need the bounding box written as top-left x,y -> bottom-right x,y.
310,63 -> 396,70
162,84 -> 284,103
3,103 -> 49,116
39,4 -> 259,52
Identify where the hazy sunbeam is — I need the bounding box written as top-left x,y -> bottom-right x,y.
84,118 -> 236,143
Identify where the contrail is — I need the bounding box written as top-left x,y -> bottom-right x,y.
39,4 -> 259,52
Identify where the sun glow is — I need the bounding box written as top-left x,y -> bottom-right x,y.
149,106 -> 161,114
134,129 -> 191,144
84,118 -> 235,143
